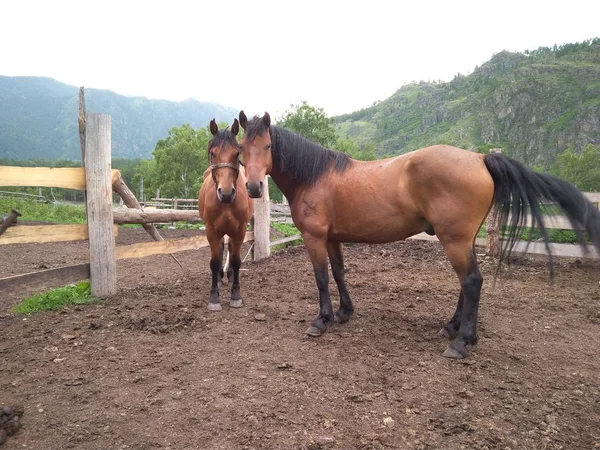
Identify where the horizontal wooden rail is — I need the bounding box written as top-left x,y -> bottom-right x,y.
0,263 -> 91,298
270,234 -> 303,246
152,198 -> 198,203
113,208 -> 202,224
0,224 -> 118,245
409,232 -> 599,259
0,166 -> 120,190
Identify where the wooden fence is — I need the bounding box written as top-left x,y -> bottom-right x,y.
0,109 -> 271,299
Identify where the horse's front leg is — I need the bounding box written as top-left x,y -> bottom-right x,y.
327,241 -> 354,324
228,235 -> 244,308
207,229 -> 223,311
304,235 -> 335,337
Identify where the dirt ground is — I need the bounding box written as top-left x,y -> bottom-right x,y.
1,228 -> 599,450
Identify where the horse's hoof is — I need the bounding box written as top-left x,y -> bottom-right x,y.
230,299 -> 243,308
442,341 -> 471,359
305,325 -> 326,337
207,302 -> 222,312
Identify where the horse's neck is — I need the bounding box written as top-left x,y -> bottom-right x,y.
269,166 -> 298,205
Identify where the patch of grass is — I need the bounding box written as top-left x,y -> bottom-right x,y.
271,221 -> 300,237
0,198 -> 86,223
11,281 -> 98,314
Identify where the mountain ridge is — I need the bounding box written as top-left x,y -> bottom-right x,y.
0,75 -> 238,160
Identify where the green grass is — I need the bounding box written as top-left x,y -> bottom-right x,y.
271,221 -> 300,237
0,198 -> 86,223
11,281 -> 98,314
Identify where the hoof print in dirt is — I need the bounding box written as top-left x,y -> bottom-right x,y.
0,405 -> 24,446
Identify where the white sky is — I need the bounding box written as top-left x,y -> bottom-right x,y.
1,0 -> 599,118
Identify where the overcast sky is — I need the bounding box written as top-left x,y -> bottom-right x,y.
1,0 -> 599,118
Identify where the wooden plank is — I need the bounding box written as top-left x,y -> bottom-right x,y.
0,263 -> 91,299
0,166 -> 120,190
153,198 -> 198,203
509,240 -> 600,259
253,177 -> 271,261
116,232 -> 254,260
85,113 -> 117,296
507,214 -> 575,230
0,224 -> 118,245
271,234 -> 303,246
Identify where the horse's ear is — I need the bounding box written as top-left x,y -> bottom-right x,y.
239,110 -> 248,129
231,118 -> 240,136
262,112 -> 271,129
209,119 -> 218,136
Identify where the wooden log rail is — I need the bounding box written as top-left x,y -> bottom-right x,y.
112,208 -> 202,224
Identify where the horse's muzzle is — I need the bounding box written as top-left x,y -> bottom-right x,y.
217,187 -> 236,204
246,180 -> 264,198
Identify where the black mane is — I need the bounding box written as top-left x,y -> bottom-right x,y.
207,129 -> 238,160
243,116 -> 352,184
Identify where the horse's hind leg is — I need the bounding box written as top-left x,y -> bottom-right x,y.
439,240 -> 483,358
227,236 -> 244,308
327,241 -> 354,323
207,231 -> 223,312
439,291 -> 464,340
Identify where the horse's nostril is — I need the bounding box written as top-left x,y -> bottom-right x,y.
217,187 -> 222,194
231,188 -> 236,195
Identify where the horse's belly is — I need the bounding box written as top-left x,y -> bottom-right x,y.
329,214 -> 423,244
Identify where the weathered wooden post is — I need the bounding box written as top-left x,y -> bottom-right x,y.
85,113 -> 117,296
485,148 -> 502,258
253,176 -> 271,260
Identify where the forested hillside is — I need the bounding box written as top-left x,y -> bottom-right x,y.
335,39 -> 600,167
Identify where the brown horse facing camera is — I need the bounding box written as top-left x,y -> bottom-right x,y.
238,110 -> 600,359
198,118 -> 253,311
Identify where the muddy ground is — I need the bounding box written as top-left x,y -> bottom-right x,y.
1,228 -> 599,449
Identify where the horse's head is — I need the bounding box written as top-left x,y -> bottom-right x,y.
238,110 -> 272,198
208,118 -> 241,204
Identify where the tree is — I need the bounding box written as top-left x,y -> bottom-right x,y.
277,101 -> 337,148
550,144 -> 600,191
134,124 -> 212,200
334,138 -> 377,161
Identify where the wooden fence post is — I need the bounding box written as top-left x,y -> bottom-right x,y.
85,113 -> 117,296
485,148 -> 502,258
253,176 -> 271,261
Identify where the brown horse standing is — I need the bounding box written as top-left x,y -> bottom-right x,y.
198,118 -> 253,311
238,111 -> 600,358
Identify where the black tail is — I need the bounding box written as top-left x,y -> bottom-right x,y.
483,152 -> 600,278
